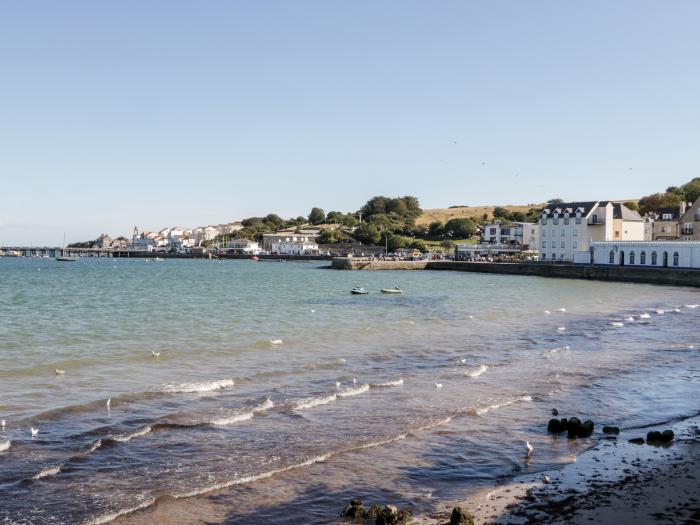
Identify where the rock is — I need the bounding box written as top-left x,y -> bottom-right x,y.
602,426 -> 620,435
547,418 -> 564,433
449,507 -> 475,525
629,437 -> 645,445
341,499 -> 365,519
396,508 -> 413,524
646,431 -> 662,443
375,504 -> 399,525
660,429 -> 674,443
577,420 -> 594,438
365,504 -> 382,520
552,408 -> 559,416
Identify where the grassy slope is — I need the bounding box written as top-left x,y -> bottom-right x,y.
416,205 -> 540,227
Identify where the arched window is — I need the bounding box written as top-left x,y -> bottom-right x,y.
629,251 -> 635,265
640,251 -> 646,264
541,213 -> 547,225
553,213 -> 559,225
651,251 -> 657,265
575,211 -> 582,224
673,252 -> 679,266
609,250 -> 615,264
564,213 -> 570,225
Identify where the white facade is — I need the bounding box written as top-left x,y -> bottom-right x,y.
539,201 -> 644,262
271,241 -> 319,255
482,221 -> 539,249
262,233 -> 317,252
580,241 -> 700,269
222,238 -> 261,254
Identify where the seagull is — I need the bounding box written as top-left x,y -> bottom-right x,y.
31,427 -> 39,437
55,369 -> 65,375
557,326 -> 566,332
435,382 -> 443,390
310,309 -> 316,313
525,441 -> 534,458
460,358 -> 467,364
557,308 -> 567,313
353,377 -> 357,385
541,473 -> 551,484
151,351 -> 161,358
544,310 -> 551,315
106,398 -> 111,409
336,381 -> 341,389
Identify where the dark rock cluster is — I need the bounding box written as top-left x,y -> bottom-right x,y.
547,415 -> 594,438
340,500 -> 412,524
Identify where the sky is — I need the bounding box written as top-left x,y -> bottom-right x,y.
1,1 -> 699,245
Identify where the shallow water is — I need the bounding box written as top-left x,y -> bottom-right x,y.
0,257 -> 698,524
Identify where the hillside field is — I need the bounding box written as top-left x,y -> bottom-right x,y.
416,205 -> 540,227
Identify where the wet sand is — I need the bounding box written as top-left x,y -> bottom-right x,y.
414,417 -> 700,524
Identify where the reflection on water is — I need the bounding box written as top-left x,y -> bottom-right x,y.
0,257 -> 698,524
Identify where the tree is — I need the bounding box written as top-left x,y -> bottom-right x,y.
444,218 -> 477,239
308,207 -> 325,225
317,229 -> 342,244
510,211 -> 526,222
411,240 -> 428,253
493,207 -> 510,219
681,177 -> 700,203
353,223 -> 382,244
547,198 -> 564,205
623,201 -> 640,212
638,192 -> 683,215
387,235 -> 408,251
428,221 -> 445,239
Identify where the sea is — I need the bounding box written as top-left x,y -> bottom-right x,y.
0,257 -> 698,524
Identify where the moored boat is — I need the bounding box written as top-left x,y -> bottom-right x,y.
381,286 -> 403,294
350,286 -> 368,295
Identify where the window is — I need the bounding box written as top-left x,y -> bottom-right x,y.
629,251 -> 635,265
553,213 -> 559,225
542,253 -> 547,259
673,252 -> 679,266
541,214 -> 547,225
561,240 -> 566,248
573,240 -> 578,249
552,241 -> 556,248
561,229 -> 565,236
651,252 -> 657,265
592,214 -> 599,224
542,229 -> 546,237
560,253 -> 565,260
682,223 -> 693,235
573,228 -> 578,237
541,240 -> 547,249
552,253 -> 556,260
564,213 -> 570,225
609,250 -> 615,264
662,213 -> 672,220
640,251 -> 646,264
575,212 -> 582,224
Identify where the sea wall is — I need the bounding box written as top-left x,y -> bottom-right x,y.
331,258 -> 428,270
426,261 -> 700,287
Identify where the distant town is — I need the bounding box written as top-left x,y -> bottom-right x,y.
2,179 -> 700,270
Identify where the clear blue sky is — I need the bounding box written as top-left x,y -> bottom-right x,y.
1,1 -> 699,245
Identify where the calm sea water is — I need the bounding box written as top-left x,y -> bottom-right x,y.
0,257 -> 699,524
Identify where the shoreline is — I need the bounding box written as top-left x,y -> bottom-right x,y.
412,415 -> 700,524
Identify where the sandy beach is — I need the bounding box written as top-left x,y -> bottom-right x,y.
413,416 -> 700,524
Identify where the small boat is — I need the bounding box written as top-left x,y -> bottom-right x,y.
56,256 -> 77,262
154,257 -> 165,262
56,233 -> 77,262
381,287 -> 403,294
350,286 -> 369,295
251,256 -> 260,261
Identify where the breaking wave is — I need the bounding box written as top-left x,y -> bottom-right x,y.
32,465 -> 62,480
0,440 -> 10,452
162,379 -> 234,394
475,395 -> 532,416
372,378 -> 404,387
211,398 -> 274,426
111,425 -> 152,443
465,365 -> 488,378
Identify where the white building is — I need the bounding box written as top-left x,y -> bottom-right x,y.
455,243 -> 523,260
221,238 -> 261,254
262,232 -> 317,252
482,221 -> 539,249
539,201 -> 644,262
579,241 -> 700,269
271,241 -> 319,255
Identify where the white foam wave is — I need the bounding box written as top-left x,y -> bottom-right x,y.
543,345 -> 570,357
294,394 -> 337,410
372,378 -> 404,387
610,321 -> 624,327
85,497 -> 157,525
269,339 -> 283,345
0,440 -> 10,452
656,309 -> 665,315
624,316 -> 635,322
465,365 -> 488,378
86,439 -> 102,453
475,395 -> 532,416
685,304 -> 699,309
337,384 -> 370,397
32,465 -> 61,480
113,425 -> 152,443
639,313 -> 651,319
211,399 -> 274,426
163,379 -> 234,394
